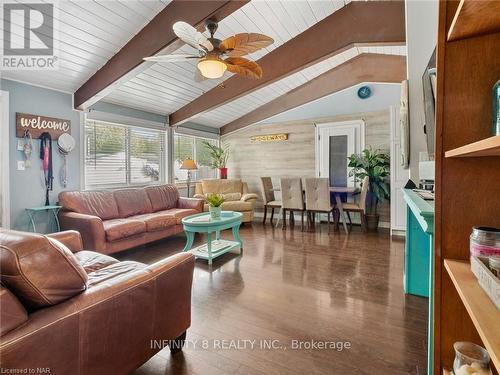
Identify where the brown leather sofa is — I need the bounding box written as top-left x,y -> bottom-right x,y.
0,229 -> 194,375
59,184 -> 203,254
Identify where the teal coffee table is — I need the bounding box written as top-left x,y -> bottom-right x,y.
182,211 -> 243,265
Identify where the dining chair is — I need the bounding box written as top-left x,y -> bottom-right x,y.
280,177 -> 306,231
342,176 -> 369,231
304,178 -> 336,234
260,177 -> 282,225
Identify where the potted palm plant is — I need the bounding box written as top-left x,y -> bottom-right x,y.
202,141 -> 229,179
348,148 -> 390,231
206,193 -> 225,219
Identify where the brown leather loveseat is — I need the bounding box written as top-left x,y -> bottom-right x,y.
0,229 -> 194,375
59,184 -> 203,254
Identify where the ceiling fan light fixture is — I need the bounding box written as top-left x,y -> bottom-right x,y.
197,56 -> 227,79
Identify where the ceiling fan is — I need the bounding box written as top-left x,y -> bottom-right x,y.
144,19 -> 274,81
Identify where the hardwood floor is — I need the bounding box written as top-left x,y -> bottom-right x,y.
116,222 -> 428,375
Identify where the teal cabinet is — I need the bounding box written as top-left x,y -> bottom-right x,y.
402,189 -> 434,375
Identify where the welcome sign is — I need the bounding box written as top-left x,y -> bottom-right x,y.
16,112 -> 71,139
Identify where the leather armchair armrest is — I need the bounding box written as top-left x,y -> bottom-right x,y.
241,193 -> 258,202
58,212 -> 105,252
0,286 -> 28,337
46,230 -> 83,253
178,197 -> 204,212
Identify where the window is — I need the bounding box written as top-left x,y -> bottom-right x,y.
85,120 -> 165,189
173,134 -> 218,182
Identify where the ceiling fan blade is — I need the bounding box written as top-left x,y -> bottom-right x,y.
173,21 -> 214,52
224,57 -> 263,79
220,33 -> 274,57
194,67 -> 207,82
143,54 -> 199,63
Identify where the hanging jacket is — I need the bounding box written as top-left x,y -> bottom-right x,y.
39,132 -> 53,190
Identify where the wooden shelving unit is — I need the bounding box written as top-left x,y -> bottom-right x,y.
448,0 -> 500,41
433,1 -> 500,374
445,135 -> 500,158
444,260 -> 500,370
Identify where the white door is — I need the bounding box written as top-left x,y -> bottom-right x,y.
0,90 -> 10,228
390,105 -> 409,234
316,120 -> 365,187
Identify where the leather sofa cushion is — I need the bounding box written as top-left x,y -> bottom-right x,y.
0,230 -> 88,311
0,285 -> 28,336
113,188 -> 153,218
201,179 -> 243,195
59,190 -> 119,220
157,208 -> 198,224
87,261 -> 146,288
74,251 -> 119,273
133,213 -> 177,232
103,219 -> 146,242
203,201 -> 253,212
145,184 -> 179,212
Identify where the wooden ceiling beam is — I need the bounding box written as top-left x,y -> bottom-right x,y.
74,0 -> 248,110
169,1 -> 406,126
220,53 -> 406,135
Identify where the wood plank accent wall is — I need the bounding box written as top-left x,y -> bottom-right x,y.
221,110 -> 391,224
433,1 -> 500,373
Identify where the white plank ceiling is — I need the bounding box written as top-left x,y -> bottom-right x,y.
102,0 -> 351,116
192,45 -> 407,127
1,0 -> 170,92
1,0 -> 406,130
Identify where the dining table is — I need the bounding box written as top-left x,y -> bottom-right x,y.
271,186 -> 359,233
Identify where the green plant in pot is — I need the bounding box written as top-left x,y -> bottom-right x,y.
206,193 -> 225,220
348,148 -> 390,231
202,141 -> 229,179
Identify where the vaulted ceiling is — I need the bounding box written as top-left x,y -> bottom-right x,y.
1,0 -> 407,133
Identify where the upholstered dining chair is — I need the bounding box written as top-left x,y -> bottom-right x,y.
260,177 -> 282,225
280,177 -> 306,231
304,178 -> 336,234
342,176 -> 369,231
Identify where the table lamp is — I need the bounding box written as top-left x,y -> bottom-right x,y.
180,158 -> 198,197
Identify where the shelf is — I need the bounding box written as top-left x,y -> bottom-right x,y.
445,135 -> 500,158
444,260 -> 500,370
448,0 -> 500,41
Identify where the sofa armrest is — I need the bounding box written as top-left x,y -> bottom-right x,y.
178,197 -> 204,212
241,193 -> 258,202
58,212 -> 105,252
192,194 -> 204,199
46,230 -> 83,253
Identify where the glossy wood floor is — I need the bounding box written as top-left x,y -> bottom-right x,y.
116,222 -> 428,375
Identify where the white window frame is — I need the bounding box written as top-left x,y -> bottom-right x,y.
172,132 -> 220,184
83,116 -> 167,190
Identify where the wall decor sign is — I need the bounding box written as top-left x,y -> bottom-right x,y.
16,113 -> 71,139
250,133 -> 288,143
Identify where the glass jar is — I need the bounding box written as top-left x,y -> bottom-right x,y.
470,227 -> 500,258
453,342 -> 492,375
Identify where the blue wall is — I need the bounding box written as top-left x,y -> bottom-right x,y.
1,79 -> 81,231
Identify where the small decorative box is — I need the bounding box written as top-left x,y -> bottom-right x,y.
471,256 -> 500,310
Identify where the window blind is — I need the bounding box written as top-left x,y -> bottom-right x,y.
85,120 -> 165,189
173,134 -> 218,182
